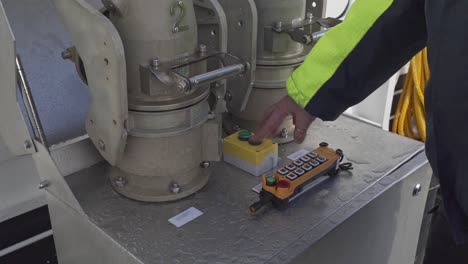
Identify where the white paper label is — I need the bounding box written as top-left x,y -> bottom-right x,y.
287,149 -> 310,161
251,183 -> 263,194
168,207 -> 203,228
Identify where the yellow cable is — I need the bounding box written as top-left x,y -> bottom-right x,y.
392,48 -> 429,142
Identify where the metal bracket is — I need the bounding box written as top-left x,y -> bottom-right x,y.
52,0 -> 128,166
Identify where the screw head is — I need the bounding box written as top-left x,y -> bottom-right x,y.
24,140 -> 32,149
114,176 -> 127,188
38,180 -> 50,189
201,161 -> 210,168
169,183 -> 181,194
151,58 -> 160,68
306,12 -> 314,20
98,140 -> 106,151
413,184 -> 422,196
274,21 -> 283,29
280,128 -> 289,138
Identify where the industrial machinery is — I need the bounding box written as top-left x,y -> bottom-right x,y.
54,0 -> 330,201
0,1 -> 436,263
55,0 -> 249,202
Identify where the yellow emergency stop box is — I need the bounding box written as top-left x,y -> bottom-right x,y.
223,131 -> 278,176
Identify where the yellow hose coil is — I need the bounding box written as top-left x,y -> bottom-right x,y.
392,48 -> 429,142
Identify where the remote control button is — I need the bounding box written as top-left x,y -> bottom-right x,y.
277,168 -> 289,175
309,160 -> 320,167
294,168 -> 305,176
266,176 -> 277,186
277,180 -> 290,188
293,160 -> 304,166
307,152 -> 318,158
302,164 -> 313,171
300,156 -> 311,162
286,164 -> 296,171
316,156 -> 328,163
286,173 -> 298,181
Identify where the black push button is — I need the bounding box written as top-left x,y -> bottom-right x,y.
309,160 -> 320,167
286,173 -> 298,181
316,156 -> 327,163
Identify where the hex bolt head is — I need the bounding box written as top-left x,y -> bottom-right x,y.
24,140 -> 32,149
280,128 -> 289,138
169,183 -> 181,194
199,44 -> 207,54
114,176 -> 127,188
201,161 -> 210,168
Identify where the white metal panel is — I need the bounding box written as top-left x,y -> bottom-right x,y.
0,1 -> 34,162
52,0 -> 128,165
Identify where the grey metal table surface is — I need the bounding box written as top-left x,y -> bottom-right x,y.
65,116 -> 426,264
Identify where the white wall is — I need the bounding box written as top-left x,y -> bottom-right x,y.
325,0 -> 352,18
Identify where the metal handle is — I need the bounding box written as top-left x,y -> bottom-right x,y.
189,63 -> 245,90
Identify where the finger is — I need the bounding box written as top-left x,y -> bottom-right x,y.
251,110 -> 288,142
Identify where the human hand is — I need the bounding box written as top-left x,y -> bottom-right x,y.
250,96 -> 316,144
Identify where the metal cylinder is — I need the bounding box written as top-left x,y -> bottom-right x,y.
108,0 -> 208,111
105,0 -> 219,201
254,0 -> 307,65
231,0 -> 308,143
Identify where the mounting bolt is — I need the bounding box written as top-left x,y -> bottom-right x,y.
208,111 -> 216,120
38,180 -> 50,189
413,184 -> 422,196
280,128 -> 289,138
24,140 -> 32,149
61,49 -> 73,60
114,176 -> 127,188
225,91 -> 233,102
274,21 -> 283,30
169,182 -> 181,194
306,12 -> 314,20
201,161 -> 210,168
151,58 -> 160,69
98,139 -> 106,151
199,44 -> 207,55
